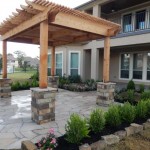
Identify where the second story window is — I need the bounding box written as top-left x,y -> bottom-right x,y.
136,10 -> 146,30
123,14 -> 132,32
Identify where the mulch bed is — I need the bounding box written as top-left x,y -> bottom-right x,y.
54,118 -> 147,150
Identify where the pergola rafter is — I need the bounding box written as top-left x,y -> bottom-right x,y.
0,0 -> 121,88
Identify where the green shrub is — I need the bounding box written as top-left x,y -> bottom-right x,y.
135,100 -> 148,119
89,109 -> 105,133
119,102 -> 135,124
21,81 -> 30,90
30,71 -> 39,81
127,90 -> 135,104
31,79 -> 39,87
127,80 -> 135,91
59,76 -> 70,88
146,99 -> 150,118
105,105 -> 121,128
65,113 -> 89,144
11,81 -> 21,91
139,84 -> 145,93
141,91 -> 150,100
68,75 -> 82,83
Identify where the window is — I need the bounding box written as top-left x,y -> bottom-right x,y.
147,53 -> 150,80
123,14 -> 132,32
56,53 -> 63,76
133,53 -> 143,79
120,54 -> 130,78
70,52 -> 80,76
136,10 -> 146,30
48,54 -> 51,76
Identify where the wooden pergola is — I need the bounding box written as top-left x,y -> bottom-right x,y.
0,0 -> 121,89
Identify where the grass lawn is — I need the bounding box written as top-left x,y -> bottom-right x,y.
0,71 -> 36,83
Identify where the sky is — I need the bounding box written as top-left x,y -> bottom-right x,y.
0,0 -> 89,58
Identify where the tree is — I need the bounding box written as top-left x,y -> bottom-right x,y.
22,61 -> 29,72
14,51 -> 25,68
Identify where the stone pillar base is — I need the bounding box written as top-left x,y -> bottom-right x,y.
48,76 -> 59,89
0,78 -> 11,98
96,82 -> 116,106
31,87 -> 57,124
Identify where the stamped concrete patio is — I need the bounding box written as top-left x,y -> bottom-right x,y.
0,89 -> 109,149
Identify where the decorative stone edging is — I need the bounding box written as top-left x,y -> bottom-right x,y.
79,119 -> 150,150
21,119 -> 150,150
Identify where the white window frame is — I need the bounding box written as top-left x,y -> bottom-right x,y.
48,51 -> 63,76
55,51 -> 63,76
69,51 -> 80,76
119,51 -> 150,82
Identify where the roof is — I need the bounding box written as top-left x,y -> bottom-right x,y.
75,0 -> 95,9
0,0 -> 121,47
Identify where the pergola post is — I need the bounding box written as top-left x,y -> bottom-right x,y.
2,40 -> 7,79
39,20 -> 48,88
0,40 -> 11,98
51,46 -> 55,76
47,46 -> 59,89
96,36 -> 116,106
103,36 -> 110,82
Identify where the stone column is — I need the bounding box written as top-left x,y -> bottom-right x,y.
31,87 -> 57,124
97,82 -> 116,106
47,76 -> 59,89
0,79 -> 11,98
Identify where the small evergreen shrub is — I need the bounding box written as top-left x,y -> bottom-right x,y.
68,75 -> 82,83
141,91 -> 150,100
127,90 -> 135,104
119,102 -> 135,124
65,113 -> 89,144
139,84 -> 145,93
135,100 -> 148,119
127,80 -> 135,90
105,105 -> 121,128
89,109 -> 105,133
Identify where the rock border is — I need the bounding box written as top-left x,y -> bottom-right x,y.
79,119 -> 150,150
21,119 -> 150,150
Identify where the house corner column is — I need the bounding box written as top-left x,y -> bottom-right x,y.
91,48 -> 99,80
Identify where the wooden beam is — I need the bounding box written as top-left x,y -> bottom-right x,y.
39,20 -> 48,88
103,37 -> 110,83
51,46 -> 55,76
25,0 -> 46,11
2,41 -> 7,78
1,7 -> 51,40
50,12 -> 109,36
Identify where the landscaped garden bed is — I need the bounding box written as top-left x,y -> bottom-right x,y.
22,98 -> 150,150
59,75 -> 97,92
115,80 -> 150,104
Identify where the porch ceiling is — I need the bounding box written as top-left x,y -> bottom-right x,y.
0,0 -> 121,47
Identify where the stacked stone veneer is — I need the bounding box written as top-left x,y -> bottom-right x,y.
0,78 -> 11,98
48,76 -> 59,89
31,87 -> 57,124
96,82 -> 116,106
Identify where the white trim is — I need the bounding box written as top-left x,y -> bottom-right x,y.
68,51 -> 81,76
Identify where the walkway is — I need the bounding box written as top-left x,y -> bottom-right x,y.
0,89 -> 108,149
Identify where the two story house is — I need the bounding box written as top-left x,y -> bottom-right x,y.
48,0 -> 150,85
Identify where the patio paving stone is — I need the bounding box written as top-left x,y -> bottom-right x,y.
0,89 -> 110,149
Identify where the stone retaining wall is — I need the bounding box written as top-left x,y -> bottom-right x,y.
31,87 -> 57,125
0,78 -> 11,98
48,76 -> 59,89
97,82 -> 116,106
79,119 -> 150,150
